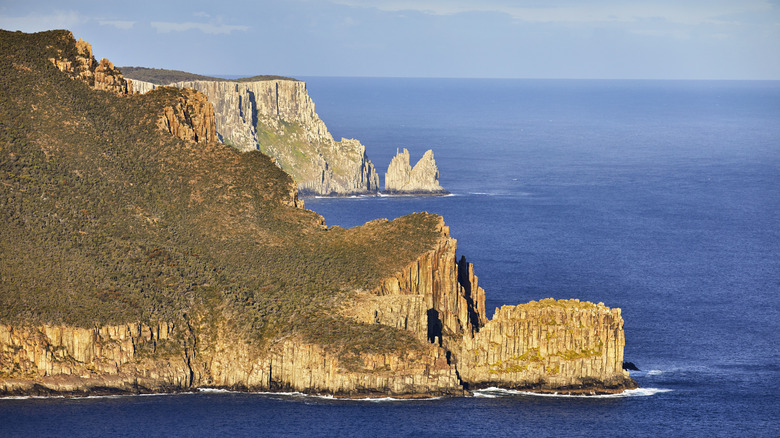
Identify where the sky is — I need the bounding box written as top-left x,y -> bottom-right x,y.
1,0 -> 778,80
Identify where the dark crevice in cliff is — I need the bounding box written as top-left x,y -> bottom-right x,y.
455,367 -> 469,391
274,82 -> 280,119
183,315 -> 197,387
426,308 -> 443,346
457,255 -> 482,333
247,89 -> 258,128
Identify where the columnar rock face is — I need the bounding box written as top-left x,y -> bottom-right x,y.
130,78 -> 157,94
0,218 -> 634,397
0,323 -> 190,395
129,78 -> 379,196
48,33 -> 132,95
456,299 -> 630,392
155,88 -> 218,144
0,322 -> 463,397
171,80 -> 331,152
347,218 -> 634,394
384,149 -> 447,195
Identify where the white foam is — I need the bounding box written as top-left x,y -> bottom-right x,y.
621,387 -> 673,397
237,390 -> 441,402
197,388 -> 240,394
0,392 -> 182,401
0,395 -> 67,401
647,369 -> 664,376
472,386 -> 672,399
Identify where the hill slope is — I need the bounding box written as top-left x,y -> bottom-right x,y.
0,29 -> 436,349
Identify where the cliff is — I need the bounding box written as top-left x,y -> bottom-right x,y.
384,149 -> 447,195
349,221 -> 634,394
0,30 -> 635,398
456,299 -> 630,392
0,320 -> 462,397
127,76 -> 380,196
154,87 -> 218,144
0,223 -> 634,397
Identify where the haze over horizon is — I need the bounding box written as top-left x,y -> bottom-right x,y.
1,0 -> 778,80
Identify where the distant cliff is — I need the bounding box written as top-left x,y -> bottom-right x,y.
127,75 -> 380,196
385,148 -> 447,195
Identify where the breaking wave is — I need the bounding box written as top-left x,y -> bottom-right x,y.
472,387 -> 672,399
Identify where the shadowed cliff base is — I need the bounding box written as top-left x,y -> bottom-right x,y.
0,30 -> 635,398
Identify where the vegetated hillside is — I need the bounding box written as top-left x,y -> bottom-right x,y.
0,30 -> 438,356
120,66 -> 298,85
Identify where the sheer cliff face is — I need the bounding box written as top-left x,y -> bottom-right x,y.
155,88 -> 218,144
384,149 -> 446,194
456,300 -> 630,392
130,78 -> 379,196
0,321 -> 462,397
344,219 -> 634,394
0,220 -> 634,397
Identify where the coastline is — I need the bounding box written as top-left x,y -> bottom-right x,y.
0,381 -> 641,400
306,191 -> 453,199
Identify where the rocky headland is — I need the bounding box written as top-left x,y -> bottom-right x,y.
0,221 -> 634,397
127,75 -> 380,196
0,30 -> 636,398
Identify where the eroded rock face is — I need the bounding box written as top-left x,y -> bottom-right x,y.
456,299 -> 631,392
130,78 -> 379,196
346,218 -> 634,394
46,33 -> 214,146
155,88 -> 218,144
0,217 -> 635,397
0,323 -> 190,396
384,149 -> 447,195
0,322 -> 463,397
48,33 -> 132,95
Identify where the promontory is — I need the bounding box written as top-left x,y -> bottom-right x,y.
0,30 -> 636,398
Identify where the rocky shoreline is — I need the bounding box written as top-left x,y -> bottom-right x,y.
0,225 -> 637,399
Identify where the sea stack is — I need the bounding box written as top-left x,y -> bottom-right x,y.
384,148 -> 447,195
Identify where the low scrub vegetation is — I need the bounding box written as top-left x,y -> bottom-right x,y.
120,66 -> 298,85
0,30 -> 437,358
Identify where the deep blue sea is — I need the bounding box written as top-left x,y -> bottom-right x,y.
2,79 -> 778,437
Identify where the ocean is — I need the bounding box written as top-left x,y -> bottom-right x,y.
2,79 -> 778,437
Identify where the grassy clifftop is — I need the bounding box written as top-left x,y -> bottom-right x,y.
119,66 -> 299,85
0,30 -> 438,355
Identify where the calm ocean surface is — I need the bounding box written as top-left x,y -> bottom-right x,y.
2,79 -> 778,437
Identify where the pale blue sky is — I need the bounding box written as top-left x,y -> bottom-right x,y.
1,0 -> 778,79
